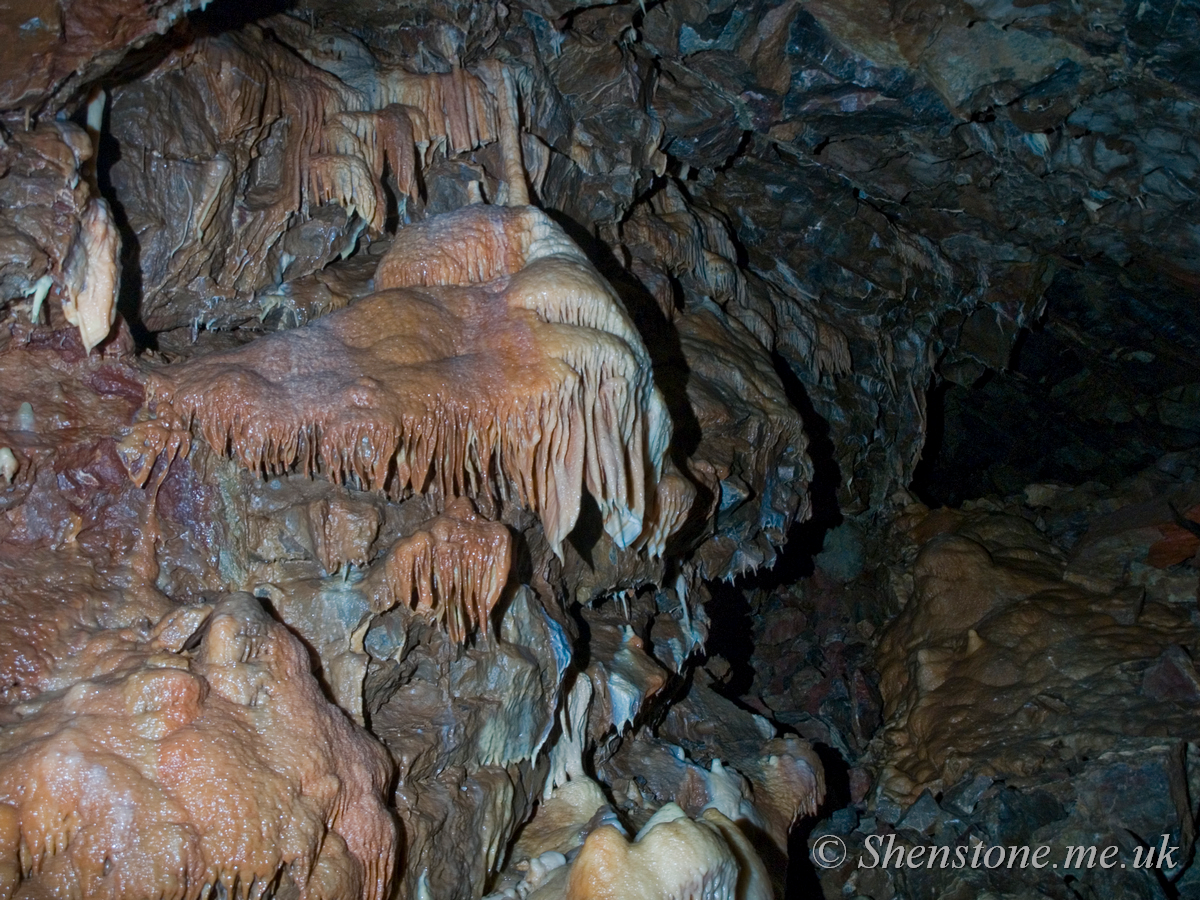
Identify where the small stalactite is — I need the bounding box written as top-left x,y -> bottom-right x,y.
369,499 -> 511,644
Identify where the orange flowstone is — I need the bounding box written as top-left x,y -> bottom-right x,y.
144,205 -> 676,556
369,498 -> 511,644
0,594 -> 396,900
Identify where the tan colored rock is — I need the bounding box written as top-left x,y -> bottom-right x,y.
0,594 -> 396,900
877,508 -> 1199,802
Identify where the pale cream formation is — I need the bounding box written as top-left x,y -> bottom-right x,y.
497,797 -> 772,900
0,449 -> 16,485
0,594 -> 396,900
513,779 -> 613,862
876,507 -> 1199,802
561,804 -> 771,900
144,206 -> 677,556
61,198 -> 119,353
376,204 -> 674,550
323,104 -> 426,210
369,498 -> 512,643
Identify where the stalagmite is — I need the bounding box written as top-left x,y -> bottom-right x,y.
369,499 -> 511,643
61,198 -> 119,353
564,804 -> 771,900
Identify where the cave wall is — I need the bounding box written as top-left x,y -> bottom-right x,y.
0,1 -> 1198,899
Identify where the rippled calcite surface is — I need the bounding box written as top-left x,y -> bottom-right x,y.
876,505 -> 1200,802
0,585 -> 396,900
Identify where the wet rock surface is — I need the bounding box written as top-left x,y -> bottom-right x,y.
1,0 -> 1199,898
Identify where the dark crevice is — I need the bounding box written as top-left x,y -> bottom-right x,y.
786,742 -> 851,899
740,353 -> 843,590
703,580 -> 757,699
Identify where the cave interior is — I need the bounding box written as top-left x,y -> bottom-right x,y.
0,0 -> 1199,898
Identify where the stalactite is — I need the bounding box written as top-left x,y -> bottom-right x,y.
369,66 -> 497,155
477,61 -> 529,207
60,198 -> 119,353
638,465 -> 697,559
328,105 -> 422,203
142,206 -> 677,555
369,499 -> 511,644
305,153 -> 384,234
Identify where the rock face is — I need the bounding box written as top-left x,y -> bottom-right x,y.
876,507 -> 1198,800
0,594 -> 397,900
802,469 -> 1200,900
1,0 -> 1199,898
0,9 -> 826,890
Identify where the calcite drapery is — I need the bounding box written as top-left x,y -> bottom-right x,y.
143,205 -> 676,556
369,498 -> 512,644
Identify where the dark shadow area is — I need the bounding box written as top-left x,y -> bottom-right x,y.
191,0 -> 297,34
704,580 -> 758,699
566,490 -> 605,568
908,374 -> 948,506
92,113 -> 155,351
786,741 -> 851,899
912,263 -> 1200,507
740,353 -> 843,590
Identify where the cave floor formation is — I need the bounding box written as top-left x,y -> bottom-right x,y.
1,0 -> 1199,899
728,451 -> 1200,899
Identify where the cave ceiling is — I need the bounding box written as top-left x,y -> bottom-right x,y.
5,0 -> 1197,513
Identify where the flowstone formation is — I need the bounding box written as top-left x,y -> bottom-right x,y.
140,205 -> 673,556
0,594 -> 396,900
0,6 -> 824,893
